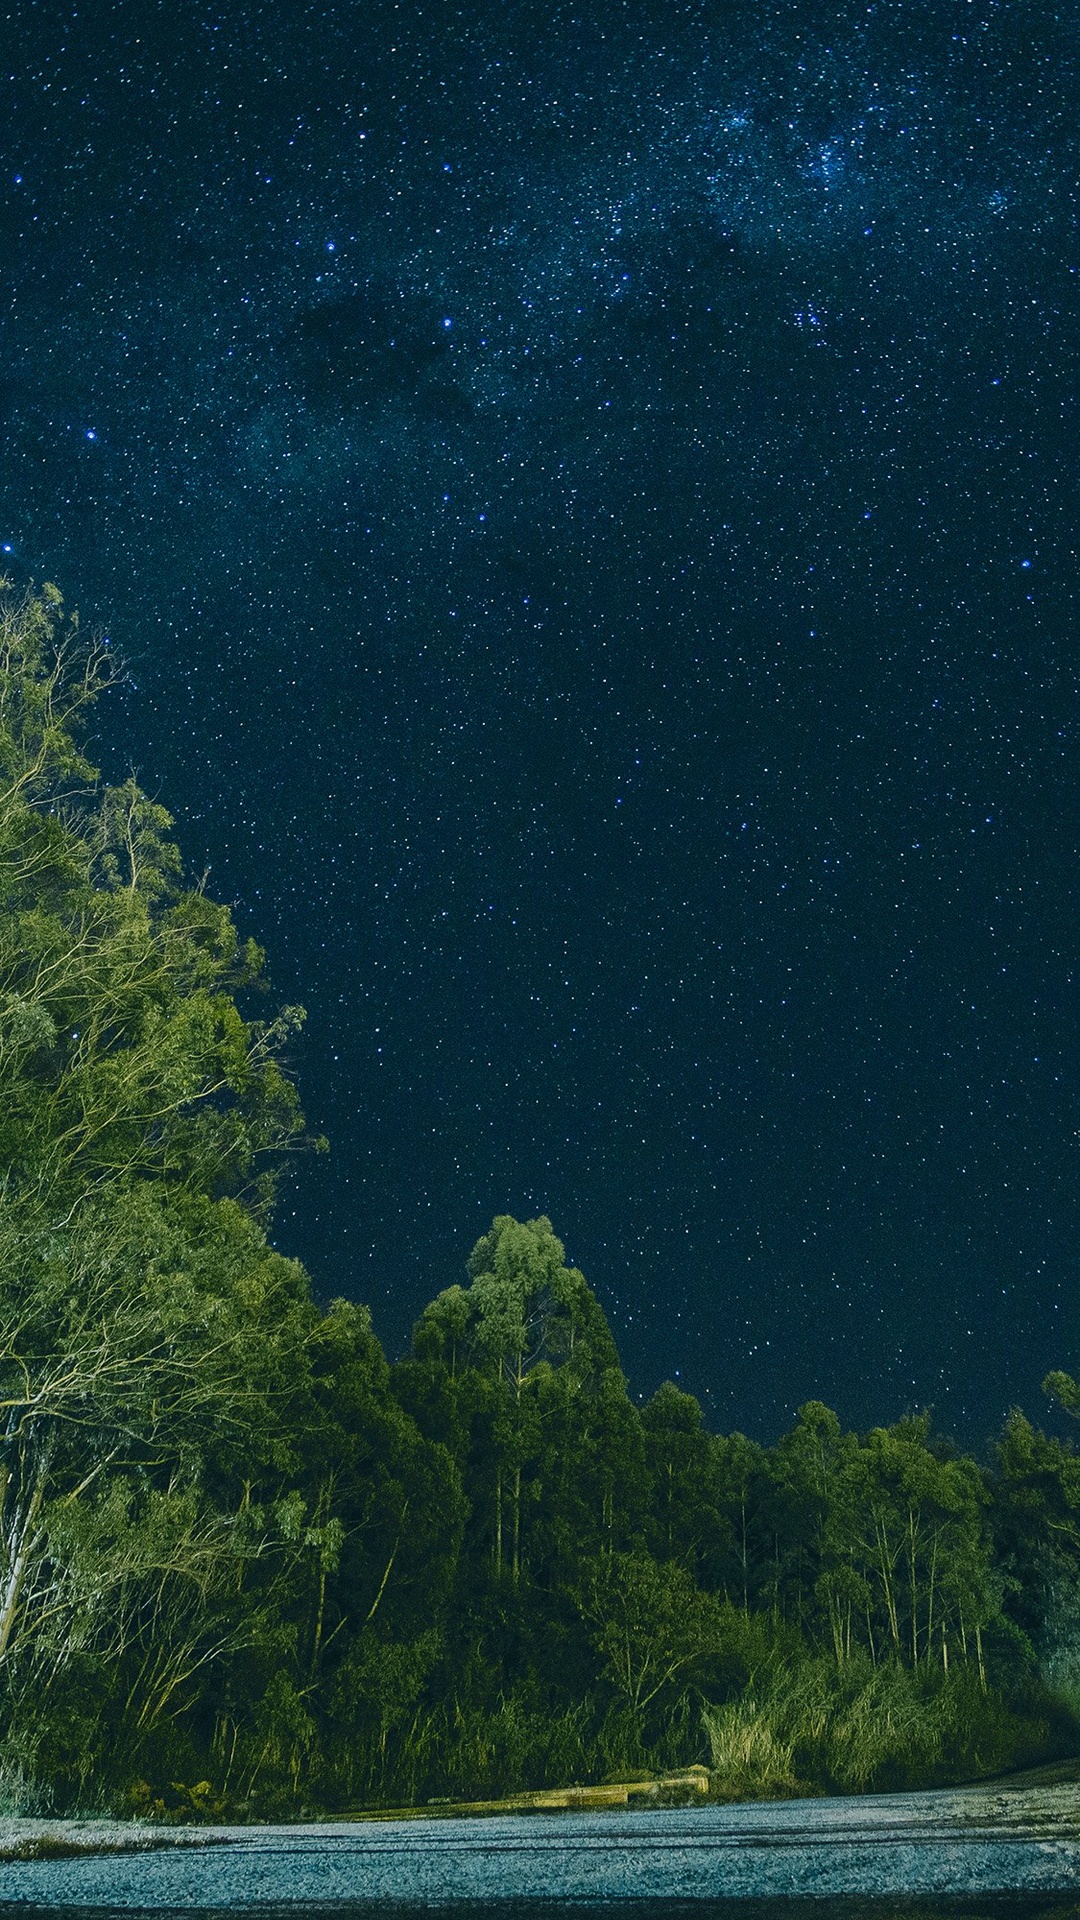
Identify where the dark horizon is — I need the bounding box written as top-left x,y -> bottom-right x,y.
2,0 -> 1076,1443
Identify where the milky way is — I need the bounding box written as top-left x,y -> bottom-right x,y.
2,0 -> 1077,1437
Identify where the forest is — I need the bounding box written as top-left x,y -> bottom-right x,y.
2,583 -> 1079,1817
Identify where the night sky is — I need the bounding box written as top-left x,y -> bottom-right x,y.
2,0 -> 1077,1441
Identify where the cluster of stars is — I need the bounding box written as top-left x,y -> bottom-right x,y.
0,0 -> 1076,1438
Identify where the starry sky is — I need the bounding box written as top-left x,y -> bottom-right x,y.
2,0 -> 1077,1441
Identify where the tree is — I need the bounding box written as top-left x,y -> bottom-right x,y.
712,1430 -> 769,1612
641,1381 -> 730,1586
992,1409 -> 1080,1696
408,1215 -> 626,1585
1044,1372 -> 1080,1421
0,585 -> 322,1789
573,1550 -> 731,1713
763,1405 -> 1000,1676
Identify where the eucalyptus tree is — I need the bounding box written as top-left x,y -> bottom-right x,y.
0,584 -> 320,1783
850,1418 -> 997,1676
991,1407 -> 1080,1697
764,1405 -> 1000,1675
408,1214 -> 633,1586
641,1381 -> 730,1587
712,1429 -> 770,1613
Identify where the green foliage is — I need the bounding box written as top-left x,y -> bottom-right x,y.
705,1655 -> 1053,1798
702,1695 -> 801,1800
1044,1371 -> 1080,1420
573,1551 -> 736,1713
402,1214 -> 644,1597
1,581 -> 1078,1815
641,1383 -> 731,1586
991,1409 -> 1080,1712
760,1403 -> 1000,1672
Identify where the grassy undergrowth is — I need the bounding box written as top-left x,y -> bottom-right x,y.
704,1658 -> 1071,1799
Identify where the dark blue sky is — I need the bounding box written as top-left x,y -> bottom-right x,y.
2,0 -> 1077,1439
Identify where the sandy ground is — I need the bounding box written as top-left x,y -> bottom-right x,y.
0,1779 -> 1078,1906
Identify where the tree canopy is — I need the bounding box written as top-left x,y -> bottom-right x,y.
0,582 -> 1077,1813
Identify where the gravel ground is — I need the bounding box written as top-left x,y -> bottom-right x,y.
0,1781 -> 1078,1907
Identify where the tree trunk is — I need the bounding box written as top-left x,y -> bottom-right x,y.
0,1435 -> 50,1666
512,1466 -> 521,1583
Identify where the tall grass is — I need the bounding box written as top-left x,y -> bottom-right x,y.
704,1656 -> 1053,1799
0,1753 -> 54,1816
699,1696 -> 800,1799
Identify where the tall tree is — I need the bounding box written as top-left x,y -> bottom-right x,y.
0,585 -> 321,1787
641,1381 -> 730,1587
406,1215 -> 629,1585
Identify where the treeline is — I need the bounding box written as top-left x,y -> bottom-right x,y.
2,584 -> 1079,1816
